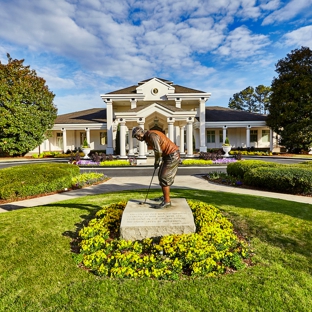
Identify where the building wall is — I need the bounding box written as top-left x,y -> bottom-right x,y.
206,127 -> 272,149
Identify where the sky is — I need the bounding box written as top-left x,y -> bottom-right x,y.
0,0 -> 312,115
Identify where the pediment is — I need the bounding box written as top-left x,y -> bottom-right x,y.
133,103 -> 181,118
136,78 -> 175,101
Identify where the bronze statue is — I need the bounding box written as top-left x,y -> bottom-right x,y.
132,127 -> 180,209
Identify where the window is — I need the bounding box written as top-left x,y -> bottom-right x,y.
100,132 -> 107,145
262,130 -> 270,143
207,130 -> 215,143
56,133 -> 63,149
250,130 -> 258,142
219,130 -> 223,143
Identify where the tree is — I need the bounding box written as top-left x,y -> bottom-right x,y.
228,86 -> 256,112
266,46 -> 312,151
0,54 -> 57,156
254,85 -> 271,114
228,85 -> 271,113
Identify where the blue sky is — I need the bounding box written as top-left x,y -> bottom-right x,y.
0,0 -> 311,115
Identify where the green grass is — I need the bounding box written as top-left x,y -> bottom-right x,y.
0,189 -> 312,311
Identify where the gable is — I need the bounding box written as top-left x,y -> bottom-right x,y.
136,77 -> 175,101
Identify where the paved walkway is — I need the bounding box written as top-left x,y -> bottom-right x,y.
1,174 -> 311,213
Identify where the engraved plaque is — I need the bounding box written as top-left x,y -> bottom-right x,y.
120,198 -> 196,240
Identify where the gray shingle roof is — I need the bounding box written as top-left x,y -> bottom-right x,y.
54,106 -> 267,124
55,108 -> 107,124
206,106 -> 267,121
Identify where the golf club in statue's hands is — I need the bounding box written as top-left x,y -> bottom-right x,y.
139,165 -> 158,205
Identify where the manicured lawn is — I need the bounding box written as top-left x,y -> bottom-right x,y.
0,189 -> 311,311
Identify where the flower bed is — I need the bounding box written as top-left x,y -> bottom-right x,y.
181,158 -> 237,166
75,200 -> 252,280
74,160 -> 131,166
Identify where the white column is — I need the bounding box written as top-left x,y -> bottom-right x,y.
167,117 -> 175,142
137,118 -> 146,159
145,142 -> 148,155
105,100 -> 114,154
130,98 -> 137,109
61,128 -> 67,153
128,127 -> 134,156
85,127 -> 90,145
175,98 -> 181,108
199,98 -> 207,152
186,117 -> 194,157
180,125 -> 185,155
175,126 -> 180,148
270,128 -> 273,151
246,126 -> 251,148
119,119 -> 127,159
223,126 -> 227,144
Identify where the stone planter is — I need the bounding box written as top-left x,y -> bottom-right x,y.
82,147 -> 91,159
222,145 -> 231,157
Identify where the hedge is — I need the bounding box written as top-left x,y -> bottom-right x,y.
244,166 -> 312,195
0,163 -> 80,201
227,160 -> 281,178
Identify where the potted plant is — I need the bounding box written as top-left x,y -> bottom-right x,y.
81,138 -> 91,159
222,137 -> 231,157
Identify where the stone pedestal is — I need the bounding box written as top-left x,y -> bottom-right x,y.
120,198 -> 196,241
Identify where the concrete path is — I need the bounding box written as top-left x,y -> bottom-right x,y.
1,174 -> 311,213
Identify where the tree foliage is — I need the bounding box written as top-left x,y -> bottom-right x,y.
266,46 -> 312,151
0,54 -> 57,156
228,85 -> 271,113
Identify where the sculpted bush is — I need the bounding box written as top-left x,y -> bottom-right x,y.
244,167 -> 312,195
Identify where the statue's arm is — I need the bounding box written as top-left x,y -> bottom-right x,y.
150,134 -> 162,167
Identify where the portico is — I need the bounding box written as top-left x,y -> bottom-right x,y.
101,77 -> 211,158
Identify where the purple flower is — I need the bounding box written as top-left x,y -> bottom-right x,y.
213,158 -> 237,164
76,160 -> 100,166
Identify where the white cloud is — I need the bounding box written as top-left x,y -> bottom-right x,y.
216,26 -> 271,58
259,0 -> 281,11
262,0 -> 312,25
54,93 -> 105,115
0,0 -> 310,115
0,0 -> 101,56
282,25 -> 312,48
38,70 -> 76,90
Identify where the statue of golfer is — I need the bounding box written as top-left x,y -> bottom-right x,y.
132,127 -> 180,209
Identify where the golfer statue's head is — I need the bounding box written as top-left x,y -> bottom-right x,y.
132,126 -> 145,141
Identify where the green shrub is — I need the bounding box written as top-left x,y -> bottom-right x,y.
182,159 -> 213,166
72,172 -> 108,188
244,167 -> 312,195
77,200 -> 251,279
230,150 -> 272,156
297,161 -> 312,166
0,163 -> 80,200
227,160 -> 281,178
99,160 -> 130,166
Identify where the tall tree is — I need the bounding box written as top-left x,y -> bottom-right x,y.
254,85 -> 272,114
0,54 -> 57,156
266,46 -> 312,151
228,86 -> 257,112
